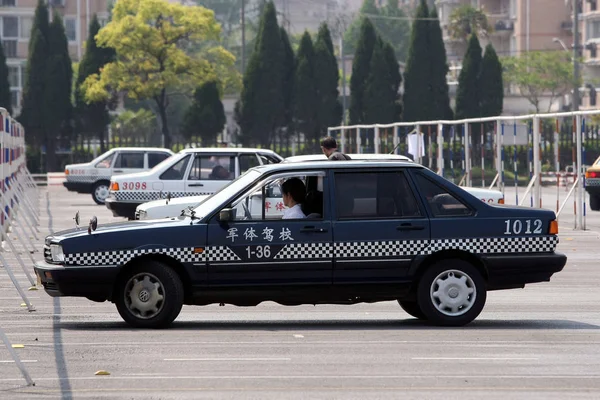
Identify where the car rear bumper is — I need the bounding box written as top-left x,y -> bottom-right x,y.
34,261 -> 119,299
63,181 -> 92,193
483,252 -> 567,290
105,198 -> 142,219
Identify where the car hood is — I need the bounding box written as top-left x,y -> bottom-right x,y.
65,162 -> 91,169
461,187 -> 502,196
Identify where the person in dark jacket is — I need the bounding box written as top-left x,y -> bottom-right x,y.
320,136 -> 351,160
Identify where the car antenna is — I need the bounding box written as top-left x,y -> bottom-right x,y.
74,211 -> 80,230
388,128 -> 417,155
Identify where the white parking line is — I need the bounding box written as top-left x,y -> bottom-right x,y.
0,360 -> 37,363
411,357 -> 538,361
164,358 -> 291,362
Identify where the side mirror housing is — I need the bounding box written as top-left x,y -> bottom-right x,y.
219,208 -> 235,222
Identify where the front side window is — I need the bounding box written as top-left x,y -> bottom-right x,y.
334,171 -> 421,219
412,172 -> 473,217
114,152 -> 144,169
160,154 -> 191,180
188,155 -> 234,181
95,152 -> 115,169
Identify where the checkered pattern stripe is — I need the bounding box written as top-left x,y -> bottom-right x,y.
205,246 -> 241,262
274,242 -> 332,259
65,247 -> 205,266
66,175 -> 106,183
426,235 -> 558,254
110,191 -> 208,203
336,240 -> 429,259
586,178 -> 600,187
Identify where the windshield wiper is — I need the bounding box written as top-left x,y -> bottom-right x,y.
182,207 -> 200,222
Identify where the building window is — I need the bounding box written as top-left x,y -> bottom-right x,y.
8,65 -> 19,87
20,16 -> 32,39
2,16 -> 18,39
592,1 -> 598,12
10,89 -> 18,110
589,20 -> 600,39
1,0 -> 16,7
64,17 -> 76,42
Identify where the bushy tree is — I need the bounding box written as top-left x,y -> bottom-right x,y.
75,15 -> 115,152
480,44 -> 503,117
280,27 -> 295,137
237,1 -> 284,146
455,33 -> 483,120
428,8 -> 453,120
349,17 -> 377,124
364,38 -> 401,124
313,23 -> 342,136
0,41 -> 12,115
181,80 -> 226,145
293,31 -> 318,143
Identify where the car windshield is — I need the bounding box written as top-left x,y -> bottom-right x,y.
192,169 -> 262,218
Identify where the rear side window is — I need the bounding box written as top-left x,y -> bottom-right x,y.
114,152 -> 144,169
334,171 -> 421,219
160,154 -> 191,180
239,154 -> 260,174
148,152 -> 170,168
188,155 -> 234,181
412,172 -> 473,217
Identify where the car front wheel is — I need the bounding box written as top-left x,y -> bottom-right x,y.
417,260 -> 486,327
115,261 -> 184,329
398,300 -> 427,320
92,181 -> 110,205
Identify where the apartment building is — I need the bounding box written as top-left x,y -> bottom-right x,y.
0,0 -> 109,114
578,0 -> 600,109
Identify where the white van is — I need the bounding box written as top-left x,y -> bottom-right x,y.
63,147 -> 174,204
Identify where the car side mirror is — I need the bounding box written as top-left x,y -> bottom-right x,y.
219,208 -> 235,222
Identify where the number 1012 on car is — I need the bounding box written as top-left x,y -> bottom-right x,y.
504,219 -> 542,235
246,245 -> 271,259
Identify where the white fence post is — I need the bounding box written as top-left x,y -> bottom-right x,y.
374,126 -> 380,154
533,116 -> 541,208
437,123 -> 444,175
576,114 -> 584,229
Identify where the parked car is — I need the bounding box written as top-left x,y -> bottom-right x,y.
134,153 -> 504,221
63,148 -> 174,205
105,148 -> 283,219
36,159 -> 566,329
585,155 -> 600,210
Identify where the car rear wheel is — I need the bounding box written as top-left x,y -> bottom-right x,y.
590,195 -> 600,211
417,260 -> 486,327
115,261 -> 184,329
92,181 -> 110,205
398,300 -> 427,320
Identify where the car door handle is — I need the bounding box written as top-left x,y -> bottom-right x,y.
188,183 -> 204,187
396,223 -> 424,231
300,226 -> 328,233
113,170 -> 124,173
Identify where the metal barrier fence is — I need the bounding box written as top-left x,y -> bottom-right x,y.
0,107 -> 37,386
327,110 -> 600,231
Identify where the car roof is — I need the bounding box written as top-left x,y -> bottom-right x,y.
108,147 -> 173,152
284,153 -> 413,162
179,147 -> 280,155
254,160 -> 421,173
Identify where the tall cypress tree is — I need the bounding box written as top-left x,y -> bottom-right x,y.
293,31 -> 318,145
428,8 -> 453,120
349,18 -> 377,125
181,80 -> 226,145
75,15 -> 116,152
44,13 -> 73,172
19,0 -> 50,149
480,43 -> 504,117
238,1 -> 284,146
280,27 -> 295,138
402,0 -> 431,122
313,23 -> 342,137
382,41 -> 402,120
0,42 -> 12,115
455,33 -> 483,120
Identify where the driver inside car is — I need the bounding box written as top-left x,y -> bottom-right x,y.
281,178 -> 307,220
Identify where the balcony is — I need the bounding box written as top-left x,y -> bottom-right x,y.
562,21 -> 574,31
493,19 -> 514,33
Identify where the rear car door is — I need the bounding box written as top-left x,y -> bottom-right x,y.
112,151 -> 146,176
332,168 -> 429,284
186,154 -> 235,195
206,170 -> 332,286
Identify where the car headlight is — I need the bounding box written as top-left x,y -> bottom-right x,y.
50,244 -> 65,263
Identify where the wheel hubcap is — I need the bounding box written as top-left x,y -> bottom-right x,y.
95,185 -> 109,201
124,273 -> 165,319
430,269 -> 476,317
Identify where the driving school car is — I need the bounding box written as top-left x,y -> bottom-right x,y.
105,148 -> 283,219
63,147 -> 174,205
35,160 -> 566,329
134,153 -> 504,220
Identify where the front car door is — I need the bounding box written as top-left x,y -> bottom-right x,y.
206,170 -> 332,287
332,168 -> 430,284
186,154 -> 235,195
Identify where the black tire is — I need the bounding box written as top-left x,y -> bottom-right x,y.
590,195 -> 600,211
115,260 -> 184,329
417,259 -> 486,327
91,181 -> 110,205
398,300 -> 427,320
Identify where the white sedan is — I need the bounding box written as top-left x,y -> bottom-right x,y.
135,154 -> 505,220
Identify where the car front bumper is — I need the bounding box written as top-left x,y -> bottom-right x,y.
34,261 -> 119,299
483,252 -> 567,290
63,181 -> 92,193
105,198 -> 142,219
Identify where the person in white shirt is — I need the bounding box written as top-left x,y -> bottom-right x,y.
281,178 -> 307,220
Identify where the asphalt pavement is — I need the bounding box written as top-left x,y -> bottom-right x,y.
0,184 -> 598,399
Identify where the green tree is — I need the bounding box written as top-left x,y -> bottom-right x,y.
448,5 -> 492,42
428,8 -> 453,120
364,38 -> 400,124
313,23 -> 342,136
293,31 -> 318,144
480,44 -> 503,117
402,0 -> 431,122
75,15 -> 115,152
111,109 -> 158,142
280,27 -> 295,137
502,51 -> 576,113
382,40 -> 402,120
19,0 -> 50,150
181,80 -> 226,145
455,33 -> 483,120
0,41 -> 12,115
349,17 -> 377,125
82,0 -> 237,148
237,1 -> 284,146
343,0 -> 410,62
